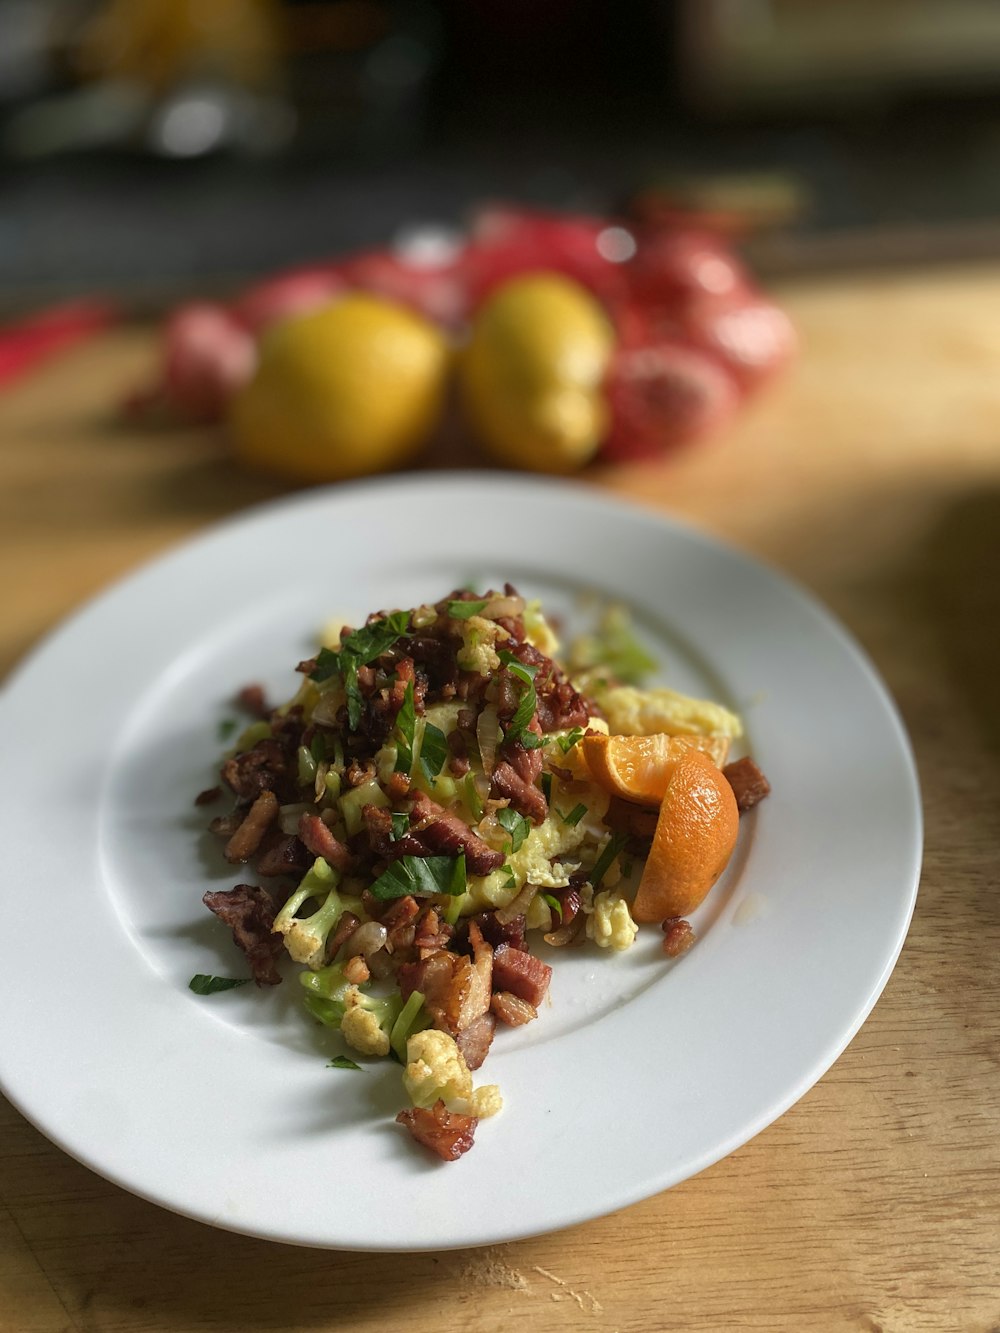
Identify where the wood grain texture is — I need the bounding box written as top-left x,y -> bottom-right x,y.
1,266 -> 998,1333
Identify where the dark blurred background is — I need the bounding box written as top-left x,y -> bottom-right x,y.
3,0 -> 1000,311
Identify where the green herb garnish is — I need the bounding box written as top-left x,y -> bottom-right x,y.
498,651 -> 540,747
590,832 -> 629,888
542,892 -> 563,922
309,732 -> 328,763
310,611 -> 411,728
556,727 -> 585,754
447,599 -> 489,620
189,974 -> 250,995
560,803 -> 587,827
217,718 -> 238,742
499,862 -> 517,890
540,772 -> 553,804
497,807 -> 529,854
418,722 -> 448,784
390,812 -> 410,841
327,1055 -> 363,1071
370,853 -> 467,901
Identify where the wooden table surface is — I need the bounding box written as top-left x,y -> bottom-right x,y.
1,265 -> 998,1333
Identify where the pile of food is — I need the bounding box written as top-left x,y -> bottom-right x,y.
195,590 -> 769,1160
137,205 -> 795,477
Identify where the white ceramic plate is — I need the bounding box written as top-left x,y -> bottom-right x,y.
0,474 -> 921,1251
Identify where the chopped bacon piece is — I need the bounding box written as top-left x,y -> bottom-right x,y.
503,718 -> 544,786
661,918 -> 696,958
492,943 -> 552,1008
202,884 -> 284,986
409,790 -> 504,874
397,944 -> 490,1035
194,786 -> 222,806
256,834 -> 312,878
236,683 -> 270,718
413,905 -> 454,955
362,804 -> 426,861
396,1101 -> 477,1161
490,761 -> 547,825
297,813 -> 354,871
457,911 -> 528,954
491,991 -> 538,1026
221,738 -> 295,802
455,1011 -> 496,1070
325,911 -> 361,962
224,790 -> 278,863
723,757 -> 771,813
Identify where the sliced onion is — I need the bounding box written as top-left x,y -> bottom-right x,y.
477,704 -> 501,777
483,594 -> 525,620
310,694 -> 342,727
544,914 -> 586,948
344,921 -> 388,958
278,802 -> 311,835
496,882 -> 536,925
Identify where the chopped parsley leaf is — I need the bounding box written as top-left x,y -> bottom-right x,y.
418,722 -> 448,783
217,718 -> 238,742
390,812 -> 410,841
556,727 -> 585,754
542,892 -> 563,922
447,599 -> 489,620
189,974 -> 249,995
590,833 -> 629,888
327,1056 -> 363,1071
370,853 -> 467,900
394,679 -> 416,773
497,807 -> 529,854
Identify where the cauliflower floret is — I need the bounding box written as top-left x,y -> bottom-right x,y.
597,684 -> 743,740
403,1030 -> 502,1119
456,616 -> 509,676
586,890 -> 638,951
341,987 -> 391,1056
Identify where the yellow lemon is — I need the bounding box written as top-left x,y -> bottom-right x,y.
459,273 -> 615,472
230,294 -> 450,482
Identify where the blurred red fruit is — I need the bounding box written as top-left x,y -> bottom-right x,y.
233,268 -> 345,334
602,341 -> 741,462
162,303 -> 257,422
681,294 -> 797,393
628,227 -> 750,307
335,248 -> 468,328
465,207 -> 629,308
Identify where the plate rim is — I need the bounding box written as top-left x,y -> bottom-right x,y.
0,471 -> 923,1249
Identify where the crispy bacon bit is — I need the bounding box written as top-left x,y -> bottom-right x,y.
345,758 -> 376,788
223,790 -> 279,864
723,757 -> 771,813
457,911 -> 528,954
342,954 -> 371,984
203,884 -> 284,986
491,991 -> 538,1026
396,1101 -> 477,1161
490,761 -> 548,825
492,943 -> 552,1008
256,834 -> 312,877
384,770 -> 411,801
604,797 -> 658,841
326,911 -> 361,962
362,804 -> 426,861
397,943 -> 490,1035
194,786 -> 222,806
236,683 -> 270,718
503,718 -> 544,785
455,1012 -> 496,1070
208,810 -> 244,838
661,917 -> 696,958
221,738 -> 295,802
409,790 -> 504,875
297,813 -> 354,871
414,906 -> 454,955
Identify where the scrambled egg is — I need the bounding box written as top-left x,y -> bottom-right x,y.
466,771 -> 611,909
596,683 -> 743,740
586,890 -> 638,951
